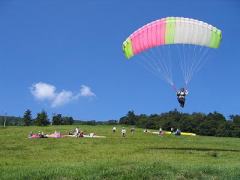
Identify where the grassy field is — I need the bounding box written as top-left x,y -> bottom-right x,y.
0,125 -> 240,180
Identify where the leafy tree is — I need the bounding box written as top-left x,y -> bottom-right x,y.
69,117 -> 74,125
119,111 -> 137,125
62,117 -> 74,125
230,115 -> 240,126
106,120 -> 118,125
136,114 -> 148,128
52,114 -> 62,125
118,109 -> 240,138
23,109 -> 32,126
34,110 -> 50,126
0,116 -> 23,126
229,115 -> 240,137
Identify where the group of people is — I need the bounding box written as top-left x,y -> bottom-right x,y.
28,127 -> 106,139
143,127 -> 182,136
28,131 -> 46,138
28,128 -> 89,139
170,127 -> 181,135
162,127 -> 181,136
28,130 -> 61,138
68,127 -> 85,137
112,126 -> 135,137
29,126 -> 184,139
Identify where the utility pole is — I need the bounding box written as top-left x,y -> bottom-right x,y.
3,112 -> 7,128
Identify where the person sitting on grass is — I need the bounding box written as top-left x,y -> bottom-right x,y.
36,131 -> 46,138
38,131 -> 44,138
28,131 -> 33,138
175,129 -> 181,136
79,131 -> 84,138
69,130 -> 74,135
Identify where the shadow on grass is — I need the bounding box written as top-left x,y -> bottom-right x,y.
147,147 -> 240,152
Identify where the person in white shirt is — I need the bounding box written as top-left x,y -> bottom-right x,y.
159,128 -> 163,135
176,88 -> 188,108
74,127 -> 80,136
121,127 -> 126,137
130,127 -> 135,134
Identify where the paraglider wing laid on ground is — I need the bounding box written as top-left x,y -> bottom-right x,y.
28,132 -> 63,139
65,133 -> 106,138
46,132 -> 62,138
122,17 -> 222,104
83,134 -> 106,138
151,131 -> 196,136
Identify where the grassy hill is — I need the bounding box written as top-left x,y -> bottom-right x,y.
0,125 -> 240,179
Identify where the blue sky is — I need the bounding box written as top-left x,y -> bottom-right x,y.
0,0 -> 239,120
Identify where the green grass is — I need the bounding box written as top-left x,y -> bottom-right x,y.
0,125 -> 240,180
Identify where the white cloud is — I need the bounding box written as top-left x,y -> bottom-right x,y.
80,85 -> 96,97
31,82 -> 96,108
51,90 -> 73,108
30,82 -> 56,100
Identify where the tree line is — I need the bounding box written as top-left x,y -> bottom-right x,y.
0,109 -> 74,126
119,109 -> 240,138
1,109 -> 239,138
24,109 -> 74,126
0,110 -> 118,127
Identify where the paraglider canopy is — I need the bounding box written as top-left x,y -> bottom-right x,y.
122,17 -> 222,107
123,17 -> 222,59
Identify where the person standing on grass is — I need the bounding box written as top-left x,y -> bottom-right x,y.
130,127 -> 135,134
112,126 -> 116,133
121,127 -> 126,137
75,127 -> 80,136
159,128 -> 163,136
